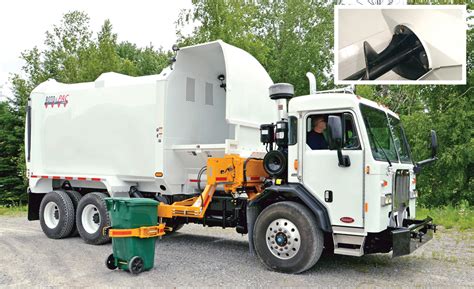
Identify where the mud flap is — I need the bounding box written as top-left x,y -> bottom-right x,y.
246,205 -> 260,256
392,217 -> 435,257
28,190 -> 45,221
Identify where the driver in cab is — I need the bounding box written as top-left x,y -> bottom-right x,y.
307,115 -> 328,150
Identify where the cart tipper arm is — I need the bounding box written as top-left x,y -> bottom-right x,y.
157,184 -> 217,218
157,155 -> 268,219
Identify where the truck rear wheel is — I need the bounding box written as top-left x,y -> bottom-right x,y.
64,190 -> 82,237
39,190 -> 75,239
253,201 -> 324,274
76,192 -> 110,245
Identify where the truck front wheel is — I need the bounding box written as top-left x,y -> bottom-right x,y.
76,192 -> 110,245
253,201 -> 324,274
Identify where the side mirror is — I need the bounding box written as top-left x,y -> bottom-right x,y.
429,130 -> 438,158
328,116 -> 343,149
415,130 -> 439,174
327,115 -> 350,167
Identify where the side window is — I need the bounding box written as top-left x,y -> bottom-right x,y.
306,114 -> 329,150
288,116 -> 297,145
342,113 -> 361,150
306,112 -> 360,150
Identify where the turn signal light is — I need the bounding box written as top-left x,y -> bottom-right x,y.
381,180 -> 388,187
155,172 -> 163,177
294,159 -> 298,170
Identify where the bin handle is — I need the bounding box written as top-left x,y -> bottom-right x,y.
108,224 -> 166,238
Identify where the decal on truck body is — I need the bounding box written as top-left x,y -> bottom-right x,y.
44,94 -> 69,108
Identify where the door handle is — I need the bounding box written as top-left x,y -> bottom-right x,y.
324,190 -> 333,203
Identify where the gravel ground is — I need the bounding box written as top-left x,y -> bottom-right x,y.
0,216 -> 473,288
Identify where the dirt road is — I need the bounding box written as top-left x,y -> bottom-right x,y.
0,216 -> 472,287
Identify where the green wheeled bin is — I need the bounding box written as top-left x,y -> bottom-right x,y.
104,197 -> 164,274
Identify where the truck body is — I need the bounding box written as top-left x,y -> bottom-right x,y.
26,40 -> 275,196
26,40 -> 436,273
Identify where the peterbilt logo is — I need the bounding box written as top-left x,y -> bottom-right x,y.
44,94 -> 69,108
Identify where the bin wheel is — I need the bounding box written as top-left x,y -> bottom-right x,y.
129,256 -> 144,274
106,254 -> 117,270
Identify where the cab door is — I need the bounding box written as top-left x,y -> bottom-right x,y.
301,110 -> 365,228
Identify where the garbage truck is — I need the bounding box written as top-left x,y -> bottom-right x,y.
25,40 -> 437,273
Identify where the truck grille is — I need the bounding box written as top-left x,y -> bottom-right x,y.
393,169 -> 410,210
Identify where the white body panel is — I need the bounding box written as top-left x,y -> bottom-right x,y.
302,149 -> 364,227
381,8 -> 466,69
27,40 -> 275,195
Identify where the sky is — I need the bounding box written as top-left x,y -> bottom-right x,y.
0,0 -> 193,100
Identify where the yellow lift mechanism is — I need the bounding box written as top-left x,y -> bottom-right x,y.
157,154 -> 268,219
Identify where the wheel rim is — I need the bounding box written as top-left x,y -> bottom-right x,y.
131,257 -> 144,273
82,204 -> 100,234
106,254 -> 116,270
44,201 -> 60,229
265,218 -> 301,260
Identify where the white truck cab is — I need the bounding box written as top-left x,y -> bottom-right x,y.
249,84 -> 437,270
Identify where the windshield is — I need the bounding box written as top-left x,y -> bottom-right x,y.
360,104 -> 412,164
388,115 -> 412,163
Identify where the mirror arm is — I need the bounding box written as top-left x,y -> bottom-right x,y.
337,148 -> 351,167
414,156 -> 438,174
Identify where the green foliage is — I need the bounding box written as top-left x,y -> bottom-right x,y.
177,0 -> 334,95
417,201 -> 474,231
0,205 -> 28,216
0,103 -> 26,205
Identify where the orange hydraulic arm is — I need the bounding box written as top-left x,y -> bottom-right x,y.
157,184 -> 216,219
157,154 -> 268,219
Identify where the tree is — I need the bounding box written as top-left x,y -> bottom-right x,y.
0,102 -> 25,205
177,0 -> 334,95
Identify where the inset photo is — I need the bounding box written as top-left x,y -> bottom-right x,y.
335,5 -> 467,84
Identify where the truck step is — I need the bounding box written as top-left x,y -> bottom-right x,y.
333,232 -> 365,257
334,247 -> 364,257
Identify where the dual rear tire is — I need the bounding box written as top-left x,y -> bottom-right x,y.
39,190 -> 75,239
76,192 -> 110,245
39,191 -> 110,244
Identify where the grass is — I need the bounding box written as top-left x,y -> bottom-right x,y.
0,205 -> 28,216
417,205 -> 474,231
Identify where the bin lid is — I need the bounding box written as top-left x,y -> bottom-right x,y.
105,197 -> 159,206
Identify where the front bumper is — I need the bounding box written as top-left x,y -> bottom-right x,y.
391,217 -> 436,257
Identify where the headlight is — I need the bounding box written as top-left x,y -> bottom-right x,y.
381,194 -> 392,206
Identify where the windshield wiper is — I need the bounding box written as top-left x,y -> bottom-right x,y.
399,125 -> 413,163
364,117 -> 393,167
